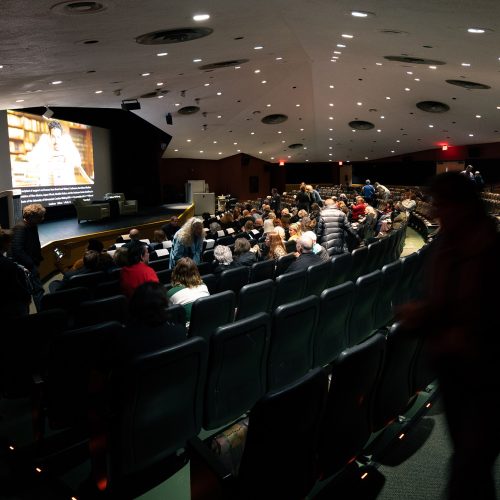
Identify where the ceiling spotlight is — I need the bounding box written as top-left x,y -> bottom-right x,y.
42,106 -> 54,119
193,13 -> 210,21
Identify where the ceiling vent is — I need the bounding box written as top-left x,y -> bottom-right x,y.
288,143 -> 303,149
136,27 -> 213,45
416,101 -> 450,113
140,90 -> 169,98
384,55 -> 445,65
261,114 -> 288,124
51,1 -> 106,14
349,120 -> 375,130
178,106 -> 200,115
199,59 -> 249,70
445,79 -> 491,90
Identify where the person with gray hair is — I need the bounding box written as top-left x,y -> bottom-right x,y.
169,217 -> 205,269
302,230 -> 330,262
213,245 -> 238,275
285,233 -> 322,274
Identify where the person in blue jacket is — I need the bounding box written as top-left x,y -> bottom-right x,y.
169,217 -> 205,269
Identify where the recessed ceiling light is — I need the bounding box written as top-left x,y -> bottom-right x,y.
218,152 -> 222,155
365,156 -> 369,160
15,99 -> 24,102
391,150 -> 395,153
261,80 -> 267,84
476,114 -> 481,118
414,78 -> 421,81
278,131 -> 282,134
141,73 -> 150,77
342,34 -> 354,39
329,116 -> 334,120
254,69 -> 261,73
259,151 -> 263,154
406,71 -> 413,75
428,65 -> 437,69
193,58 -> 202,62
380,116 -> 385,119
334,51 -> 342,55
0,65 -> 3,69
329,153 -> 333,156
332,56 -> 339,59
329,84 -> 334,88
250,132 -> 255,135
282,140 -> 286,143
157,95 -> 163,99
469,133 -> 474,136
396,140 -> 400,143
497,106 -> 500,109
377,129 -> 382,132
254,46 -> 263,50
461,62 -> 471,67
405,87 -> 411,91
385,96 -> 391,100
193,14 -> 210,21
357,102 -> 362,106
174,149 -> 178,152
329,159 -> 333,162
95,90 -> 103,94
329,103 -> 334,107
213,141 -> 217,144
266,104 -> 271,107
204,83 -> 210,86
216,91 -> 222,95
288,155 -> 291,158
275,57 -> 283,60
331,60 -> 337,63
234,142 -> 238,145
300,128 -> 304,131
271,156 -> 275,160
351,11 -> 371,18
329,146 -> 333,150
296,104 -> 301,107
376,62 -> 383,66
337,44 -> 346,48
157,52 -> 168,57
305,159 -> 309,162
234,66 -> 241,69
329,128 -> 333,131
217,115 -> 222,119
187,139 -> 191,142
157,82 -> 164,86
429,124 -> 434,128
199,150 -> 204,153
175,103 -> 180,106
237,149 -> 241,152
51,80 -> 62,85
467,28 -> 485,33
329,137 -> 333,141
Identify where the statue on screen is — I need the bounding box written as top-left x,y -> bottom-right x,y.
27,120 -> 94,186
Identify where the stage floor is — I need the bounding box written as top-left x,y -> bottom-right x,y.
39,203 -> 189,246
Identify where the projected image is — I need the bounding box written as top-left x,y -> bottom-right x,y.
8,110 -> 94,187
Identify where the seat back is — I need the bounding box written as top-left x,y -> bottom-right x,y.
74,295 -> 128,328
189,291 -> 236,341
248,259 -> 275,283
102,337 -> 208,496
374,261 -> 403,328
204,313 -> 270,430
274,252 -> 296,277
41,286 -> 92,318
273,269 -> 306,308
366,241 -> 383,274
218,266 -> 249,295
372,324 -> 420,431
313,282 -> 354,367
238,368 -> 328,500
348,271 -> 382,347
156,268 -> 173,285
202,249 -> 215,263
236,279 -> 275,320
200,273 -> 218,295
303,261 -> 331,297
148,258 -> 170,272
268,295 -> 319,391
350,246 -> 369,281
46,321 -> 123,430
394,253 -> 419,307
318,332 -> 386,479
163,304 -> 187,325
285,239 -> 297,253
66,271 -> 107,292
196,261 -> 213,276
328,253 -> 353,287
94,279 -> 121,299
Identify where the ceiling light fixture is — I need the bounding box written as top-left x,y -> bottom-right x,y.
157,52 -> 168,57
337,44 -> 346,48
193,14 -> 210,21
467,28 -> 485,33
51,80 -> 62,85
157,82 -> 164,86
193,58 -> 202,62
254,46 -> 263,50
141,72 -> 151,76
351,11 -> 370,17
341,34 -> 354,38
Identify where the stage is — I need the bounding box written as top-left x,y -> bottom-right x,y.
39,203 -> 191,245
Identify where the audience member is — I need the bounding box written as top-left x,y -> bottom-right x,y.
265,232 -> 287,260
0,228 -> 31,318
213,245 -> 238,275
169,217 -> 205,269
49,249 -> 101,293
374,182 -> 391,201
233,238 -> 259,267
361,179 -> 376,204
269,188 -> 281,214
10,203 -> 46,311
161,216 -> 181,240
351,196 -> 367,222
167,257 -> 209,321
120,241 -> 158,299
285,233 -> 322,273
70,238 -> 104,270
151,229 -> 168,250
302,230 -> 329,262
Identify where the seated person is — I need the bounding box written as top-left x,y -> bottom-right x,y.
167,257 -> 209,321
265,232 -> 287,260
119,281 -> 187,360
49,249 -> 101,293
233,238 -> 259,267
161,216 -> 181,240
357,205 -> 378,244
70,238 -> 104,270
302,231 -> 329,262
213,245 -> 238,275
151,229 -> 168,250
120,241 -> 159,299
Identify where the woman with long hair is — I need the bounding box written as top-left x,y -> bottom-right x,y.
169,217 -> 205,269
266,232 -> 287,260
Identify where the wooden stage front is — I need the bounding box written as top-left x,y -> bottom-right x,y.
38,203 -> 193,280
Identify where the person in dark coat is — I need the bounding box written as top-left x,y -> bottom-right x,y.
285,234 -> 322,274
10,203 -> 46,311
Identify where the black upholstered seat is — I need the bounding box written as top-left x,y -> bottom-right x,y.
236,279 -> 275,320
248,259 -> 275,283
267,295 -> 319,391
313,282 -> 354,367
65,270 -> 107,292
218,266 -> 249,295
273,269 -> 306,308
274,252 -> 296,277
348,270 -> 383,347
303,260 -> 331,297
366,240 -> 384,274
318,332 -> 386,479
94,279 -> 121,299
350,246 -> 369,282
148,258 -> 170,272
41,286 -> 92,318
156,268 -> 173,285
74,294 -> 128,328
189,290 -> 236,341
204,313 -> 270,429
374,261 -> 403,329
328,252 -> 353,287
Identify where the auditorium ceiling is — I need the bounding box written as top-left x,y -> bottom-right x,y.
1,0 -> 500,163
